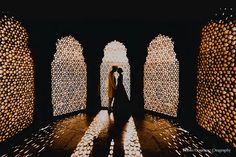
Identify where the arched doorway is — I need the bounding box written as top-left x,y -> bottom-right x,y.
0,15 -> 35,142
144,34 -> 179,117
51,36 -> 87,116
100,40 -> 130,107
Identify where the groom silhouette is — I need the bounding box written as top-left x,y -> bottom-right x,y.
108,65 -> 118,113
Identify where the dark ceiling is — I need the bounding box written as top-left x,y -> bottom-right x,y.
0,0 -> 234,22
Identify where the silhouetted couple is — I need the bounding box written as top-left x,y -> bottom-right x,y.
108,66 -> 130,123
107,66 -> 131,157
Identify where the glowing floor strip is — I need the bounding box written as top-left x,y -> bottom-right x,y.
71,110 -> 110,157
108,139 -> 114,157
123,117 -> 143,157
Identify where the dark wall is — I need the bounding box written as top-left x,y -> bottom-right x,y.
16,18 -> 206,127
1,0 -> 233,129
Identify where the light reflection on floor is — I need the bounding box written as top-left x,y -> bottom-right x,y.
135,114 -> 213,156
71,110 -> 110,157
0,113 -> 92,157
0,111 -> 229,157
123,116 -> 143,157
108,139 -> 115,157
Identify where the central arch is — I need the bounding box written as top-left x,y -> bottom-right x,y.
100,40 -> 130,107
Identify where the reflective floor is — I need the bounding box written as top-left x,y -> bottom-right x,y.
0,110 -> 234,157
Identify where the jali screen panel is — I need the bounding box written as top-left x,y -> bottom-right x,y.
51,36 -> 87,116
0,15 -> 34,142
196,8 -> 236,147
144,34 -> 179,117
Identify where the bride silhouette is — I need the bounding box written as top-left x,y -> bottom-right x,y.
113,68 -> 130,124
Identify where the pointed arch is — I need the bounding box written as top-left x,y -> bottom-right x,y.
0,15 -> 35,142
144,34 -> 179,117
196,8 -> 236,147
100,40 -> 130,107
51,36 -> 87,116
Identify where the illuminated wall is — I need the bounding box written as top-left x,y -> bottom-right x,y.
51,36 -> 87,116
196,8 -> 236,147
144,34 -> 179,117
0,15 -> 35,142
100,40 -> 130,107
